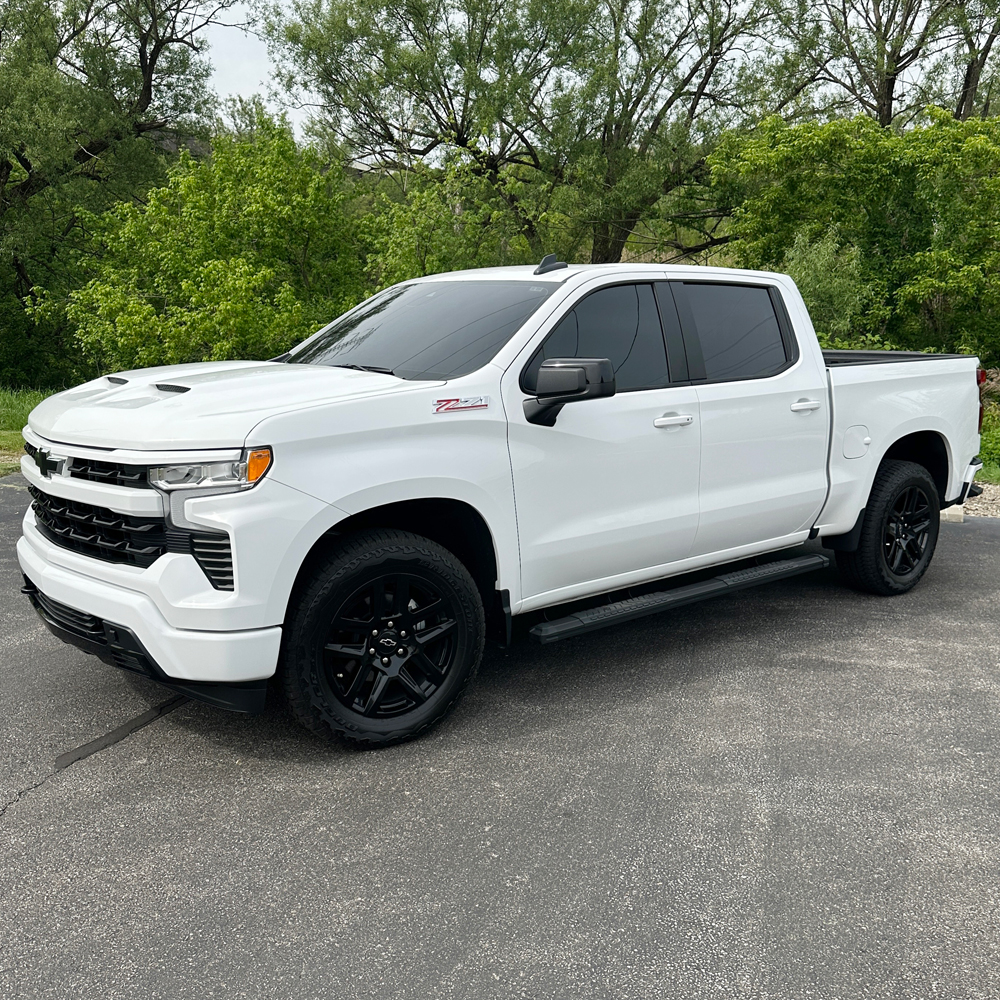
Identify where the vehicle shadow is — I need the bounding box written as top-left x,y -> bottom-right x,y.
147,555 -> 857,765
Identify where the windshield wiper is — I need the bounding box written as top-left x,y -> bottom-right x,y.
330,363 -> 396,375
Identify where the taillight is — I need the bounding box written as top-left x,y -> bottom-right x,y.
978,368 -> 987,432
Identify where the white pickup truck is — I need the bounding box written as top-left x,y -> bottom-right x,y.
18,260 -> 984,745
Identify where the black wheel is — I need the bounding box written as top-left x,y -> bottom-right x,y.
836,459 -> 940,596
281,529 -> 485,746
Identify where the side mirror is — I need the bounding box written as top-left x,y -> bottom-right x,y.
524,358 -> 616,426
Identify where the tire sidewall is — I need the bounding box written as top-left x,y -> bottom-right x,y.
285,533 -> 484,744
872,466 -> 940,592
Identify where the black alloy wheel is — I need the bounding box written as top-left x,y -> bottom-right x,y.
835,459 -> 940,596
281,529 -> 485,746
881,485 -> 933,577
323,572 -> 459,719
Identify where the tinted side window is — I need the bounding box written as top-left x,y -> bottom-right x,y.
522,284 -> 669,392
682,283 -> 787,381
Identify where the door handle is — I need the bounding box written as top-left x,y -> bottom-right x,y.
654,413 -> 695,428
790,399 -> 821,412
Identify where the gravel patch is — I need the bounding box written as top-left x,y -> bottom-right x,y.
965,481 -> 1000,517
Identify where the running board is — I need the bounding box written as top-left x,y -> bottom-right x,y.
529,554 -> 830,644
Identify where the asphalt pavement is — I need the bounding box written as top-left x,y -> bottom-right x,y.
3,470 -> 1000,1000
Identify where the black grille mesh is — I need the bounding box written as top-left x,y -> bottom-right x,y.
69,456 -> 151,489
30,485 -> 168,567
29,482 -> 234,588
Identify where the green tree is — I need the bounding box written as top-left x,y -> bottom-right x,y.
0,0 -> 238,385
66,113 -> 366,372
271,0 -> 822,264
711,111 -> 1000,362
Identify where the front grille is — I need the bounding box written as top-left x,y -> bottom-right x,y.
29,481 -> 234,588
69,456 -> 151,489
29,485 -> 168,568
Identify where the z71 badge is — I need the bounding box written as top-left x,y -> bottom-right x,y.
432,396 -> 490,414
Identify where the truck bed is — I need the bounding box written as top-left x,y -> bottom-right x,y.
823,349 -> 969,366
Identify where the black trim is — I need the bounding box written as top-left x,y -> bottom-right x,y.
653,282 -> 689,383
822,508 -> 866,552
534,254 -> 568,275
22,578 -> 267,714
69,456 -> 152,489
823,350 -> 970,366
669,280 -> 799,385
30,485 -> 168,568
529,554 -> 830,643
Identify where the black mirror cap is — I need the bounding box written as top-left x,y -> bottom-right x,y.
524,358 -> 615,425
536,358 -> 615,399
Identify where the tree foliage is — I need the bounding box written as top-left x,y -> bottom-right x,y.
0,0 -> 237,384
711,111 -> 1000,362
66,114 -> 365,371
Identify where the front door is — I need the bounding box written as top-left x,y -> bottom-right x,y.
504,281 -> 702,609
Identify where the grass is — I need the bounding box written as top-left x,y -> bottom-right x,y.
0,388 -> 49,476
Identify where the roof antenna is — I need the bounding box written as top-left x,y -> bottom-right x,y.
533,253 -> 568,275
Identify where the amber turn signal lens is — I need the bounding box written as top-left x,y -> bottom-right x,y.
246,448 -> 272,483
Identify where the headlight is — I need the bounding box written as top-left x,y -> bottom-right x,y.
149,447 -> 272,491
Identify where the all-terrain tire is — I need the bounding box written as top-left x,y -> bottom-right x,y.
281,529 -> 485,747
835,459 -> 940,596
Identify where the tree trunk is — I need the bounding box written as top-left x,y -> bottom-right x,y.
876,72 -> 898,127
589,212 -> 641,264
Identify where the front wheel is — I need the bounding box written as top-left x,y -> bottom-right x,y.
836,459 -> 940,596
281,529 -> 485,746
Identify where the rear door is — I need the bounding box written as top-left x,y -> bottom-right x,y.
669,280 -> 829,557
504,280 -> 701,608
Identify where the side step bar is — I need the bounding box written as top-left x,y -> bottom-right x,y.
529,553 -> 830,644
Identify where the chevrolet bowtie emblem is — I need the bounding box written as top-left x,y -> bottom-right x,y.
33,448 -> 63,478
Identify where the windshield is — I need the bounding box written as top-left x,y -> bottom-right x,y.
286,280 -> 555,380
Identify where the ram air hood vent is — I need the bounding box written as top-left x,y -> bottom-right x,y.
28,361 -> 420,450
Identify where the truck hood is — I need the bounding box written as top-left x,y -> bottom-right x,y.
29,361 -> 429,451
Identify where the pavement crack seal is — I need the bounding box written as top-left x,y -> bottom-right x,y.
54,695 -> 189,770
0,696 -> 188,820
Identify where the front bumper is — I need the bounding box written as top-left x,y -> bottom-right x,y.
22,578 -> 268,714
18,533 -> 281,688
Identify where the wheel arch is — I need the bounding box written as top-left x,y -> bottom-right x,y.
285,497 -> 504,636
880,429 -> 950,502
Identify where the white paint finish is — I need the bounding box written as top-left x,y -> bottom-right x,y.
248,370 -> 519,599
816,358 -> 980,534
16,262 -> 985,689
505,383 -> 701,603
517,531 -> 810,613
27,361 -> 430,450
843,425 -> 871,459
17,538 -> 281,682
20,477 -> 335,631
692,361 -> 830,557
23,424 -> 243,465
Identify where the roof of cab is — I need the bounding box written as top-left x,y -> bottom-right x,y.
408,262 -> 789,284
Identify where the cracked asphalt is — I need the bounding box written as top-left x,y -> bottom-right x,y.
3,470 -> 1000,1000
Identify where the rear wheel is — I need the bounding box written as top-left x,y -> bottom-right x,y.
282,529 -> 485,746
836,459 -> 940,596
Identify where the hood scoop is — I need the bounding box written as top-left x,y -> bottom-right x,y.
154,383 -> 191,393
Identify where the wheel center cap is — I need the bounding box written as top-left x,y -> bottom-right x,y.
377,631 -> 399,652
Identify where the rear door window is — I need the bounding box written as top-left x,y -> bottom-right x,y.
675,283 -> 789,382
522,283 -> 669,393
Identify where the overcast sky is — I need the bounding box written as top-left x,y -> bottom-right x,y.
202,3 -> 309,129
